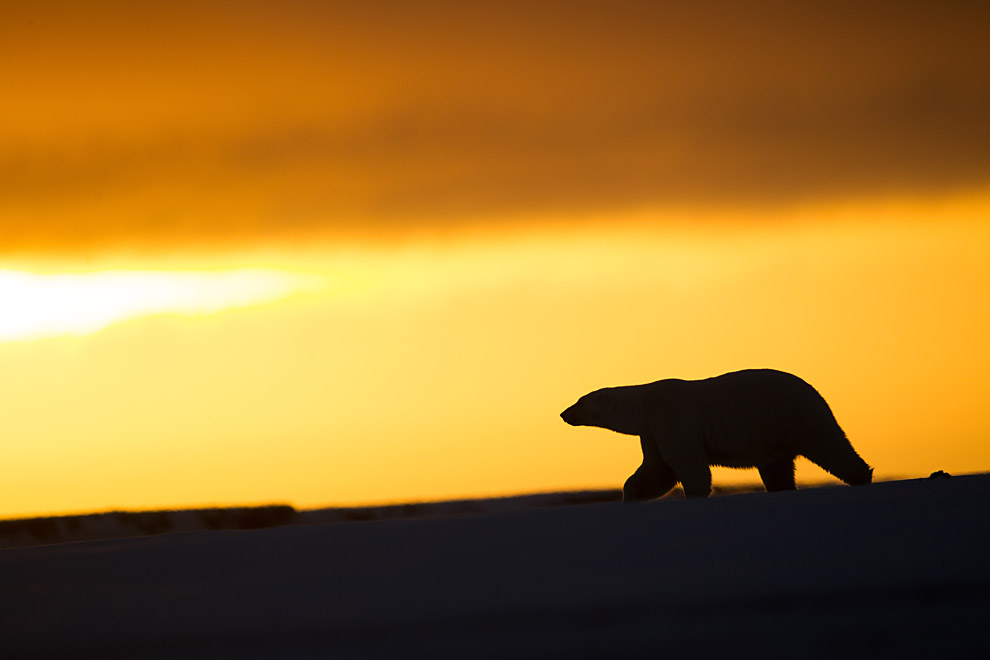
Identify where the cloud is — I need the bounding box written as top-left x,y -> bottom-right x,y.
2,1 -> 989,251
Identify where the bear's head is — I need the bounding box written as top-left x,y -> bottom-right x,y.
560,387 -> 642,436
560,388 -> 611,427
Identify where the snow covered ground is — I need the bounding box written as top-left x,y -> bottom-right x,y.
2,475 -> 988,659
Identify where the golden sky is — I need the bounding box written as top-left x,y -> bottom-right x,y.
1,1 -> 989,517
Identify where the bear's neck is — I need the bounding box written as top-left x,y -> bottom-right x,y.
606,385 -> 648,436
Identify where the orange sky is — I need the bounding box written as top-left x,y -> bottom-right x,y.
1,1 -> 989,518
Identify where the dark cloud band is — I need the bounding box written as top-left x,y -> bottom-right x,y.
2,0 -> 988,250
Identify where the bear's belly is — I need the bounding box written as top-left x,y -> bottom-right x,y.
707,454 -> 760,469
701,426 -> 795,468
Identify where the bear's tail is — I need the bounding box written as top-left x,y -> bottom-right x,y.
802,434 -> 873,486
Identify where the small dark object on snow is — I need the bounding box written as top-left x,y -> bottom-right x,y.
928,470 -> 952,480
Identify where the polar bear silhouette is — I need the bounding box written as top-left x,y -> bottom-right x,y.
560,369 -> 872,499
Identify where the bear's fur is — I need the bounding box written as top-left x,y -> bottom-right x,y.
560,369 -> 872,499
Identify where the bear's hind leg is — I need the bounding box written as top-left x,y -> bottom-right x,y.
758,459 -> 796,492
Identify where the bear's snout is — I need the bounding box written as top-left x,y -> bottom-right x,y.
560,404 -> 580,426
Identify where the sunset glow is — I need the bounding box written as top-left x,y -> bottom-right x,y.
2,198 -> 988,518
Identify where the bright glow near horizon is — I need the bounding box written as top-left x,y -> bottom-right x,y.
1,197 -> 988,519
0,269 -> 323,342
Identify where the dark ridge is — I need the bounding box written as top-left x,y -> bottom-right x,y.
296,482 -> 773,526
0,505 -> 297,550
298,489 -> 624,526
0,482 -> 816,550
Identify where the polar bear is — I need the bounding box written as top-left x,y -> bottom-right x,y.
560,369 -> 872,499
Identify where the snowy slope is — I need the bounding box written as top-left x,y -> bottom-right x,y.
1,475 -> 988,659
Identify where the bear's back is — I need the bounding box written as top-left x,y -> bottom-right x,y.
644,369 -> 827,411
655,369 -> 843,468
704,369 -> 828,410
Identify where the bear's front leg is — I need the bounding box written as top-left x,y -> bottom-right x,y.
623,435 -> 678,502
653,430 -> 712,498
677,465 -> 712,498
623,460 -> 677,502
